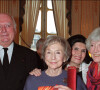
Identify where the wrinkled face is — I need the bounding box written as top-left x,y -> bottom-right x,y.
45,42 -> 65,70
71,42 -> 86,65
0,14 -> 16,47
89,41 -> 100,63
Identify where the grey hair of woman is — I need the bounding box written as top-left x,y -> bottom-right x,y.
86,27 -> 100,50
41,35 -> 71,61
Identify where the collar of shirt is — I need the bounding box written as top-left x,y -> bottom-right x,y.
0,45 -> 3,64
0,42 -> 14,64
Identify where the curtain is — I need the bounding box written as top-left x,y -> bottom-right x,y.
52,0 -> 69,39
21,0 -> 40,47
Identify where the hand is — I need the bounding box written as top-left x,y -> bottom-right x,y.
54,85 -> 72,90
29,68 -> 41,76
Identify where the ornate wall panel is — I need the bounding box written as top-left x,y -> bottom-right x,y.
72,1 -> 100,38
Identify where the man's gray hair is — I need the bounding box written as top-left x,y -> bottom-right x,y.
11,16 -> 17,30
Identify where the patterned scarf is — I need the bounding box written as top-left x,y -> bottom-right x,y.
87,62 -> 100,90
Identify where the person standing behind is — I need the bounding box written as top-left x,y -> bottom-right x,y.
86,27 -> 100,90
36,38 -> 47,70
36,38 -> 45,58
0,13 -> 38,90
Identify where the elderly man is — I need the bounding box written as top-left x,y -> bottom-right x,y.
0,13 -> 38,90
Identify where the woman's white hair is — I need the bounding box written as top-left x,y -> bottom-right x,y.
86,27 -> 100,50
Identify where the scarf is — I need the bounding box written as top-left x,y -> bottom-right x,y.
87,61 -> 100,90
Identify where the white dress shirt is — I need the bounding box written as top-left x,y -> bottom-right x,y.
0,43 -> 14,64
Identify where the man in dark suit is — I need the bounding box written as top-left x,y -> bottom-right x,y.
0,13 -> 38,90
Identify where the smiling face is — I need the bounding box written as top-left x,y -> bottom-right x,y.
70,42 -> 86,66
44,42 -> 65,70
0,14 -> 16,47
89,41 -> 100,64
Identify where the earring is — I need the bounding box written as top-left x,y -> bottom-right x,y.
88,52 -> 91,57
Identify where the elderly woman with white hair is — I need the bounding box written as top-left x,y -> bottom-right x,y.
86,27 -> 100,90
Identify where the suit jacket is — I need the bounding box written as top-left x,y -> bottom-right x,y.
0,43 -> 38,90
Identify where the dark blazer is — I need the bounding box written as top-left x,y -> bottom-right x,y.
0,43 -> 38,90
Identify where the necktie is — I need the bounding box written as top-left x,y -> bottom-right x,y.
3,48 -> 9,76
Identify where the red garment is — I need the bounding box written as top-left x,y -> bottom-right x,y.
67,66 -> 76,90
87,62 -> 100,90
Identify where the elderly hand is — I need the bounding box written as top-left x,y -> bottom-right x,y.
29,68 -> 41,76
54,85 -> 72,90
